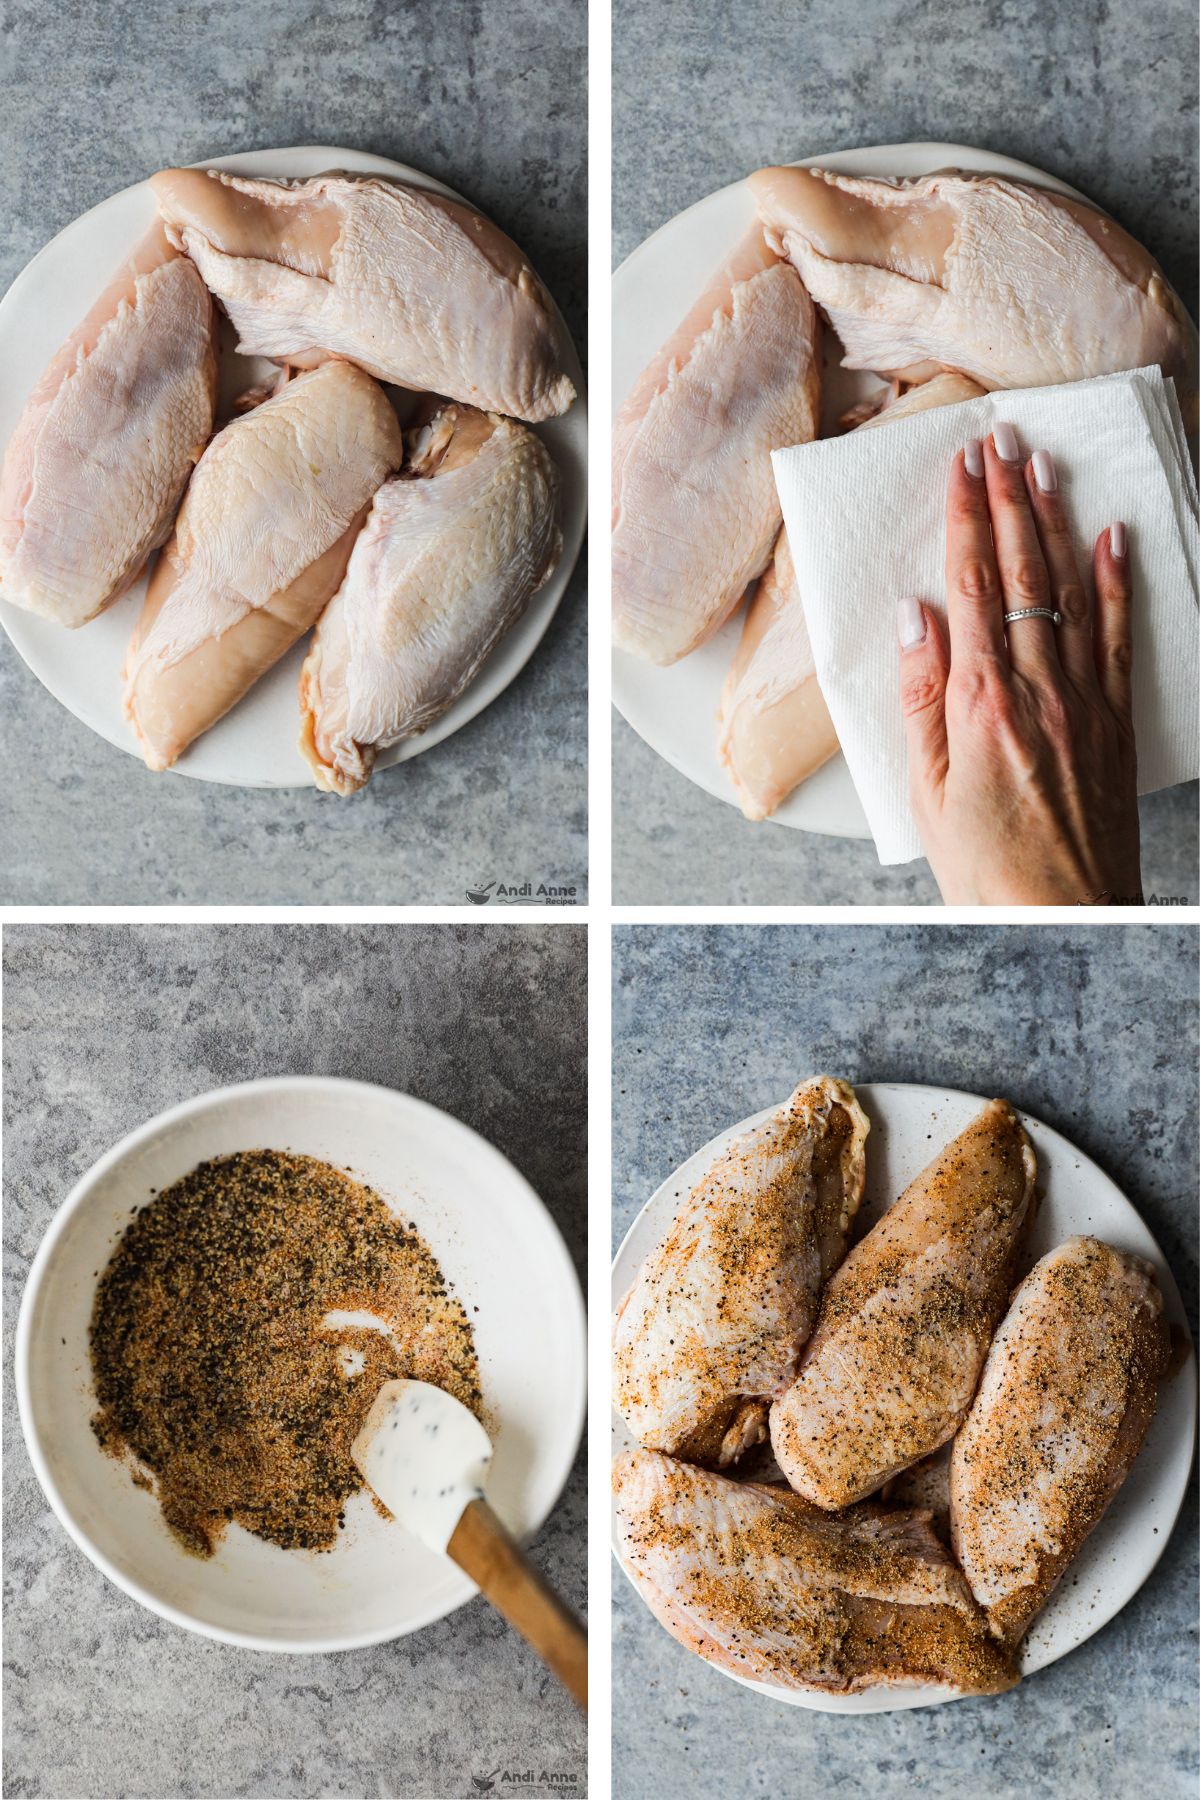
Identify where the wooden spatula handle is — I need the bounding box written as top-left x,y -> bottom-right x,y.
447,1497 -> 587,1709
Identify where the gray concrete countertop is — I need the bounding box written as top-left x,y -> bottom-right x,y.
613,0 -> 1198,904
611,923 -> 1198,1800
3,924 -> 587,1800
0,1 -> 586,905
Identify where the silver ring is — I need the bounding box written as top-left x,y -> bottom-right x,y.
1003,606 -> 1062,626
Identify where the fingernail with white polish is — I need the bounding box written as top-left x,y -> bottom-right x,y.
1110,520 -> 1127,559
897,596 -> 927,649
1032,449 -> 1057,494
964,439 -> 984,478
993,421 -> 1020,463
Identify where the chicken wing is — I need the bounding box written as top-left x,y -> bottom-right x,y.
612,228 -> 819,665
613,1447 -> 1018,1694
950,1235 -> 1170,1646
613,1077 -> 868,1466
771,1099 -> 1037,1507
717,372 -> 985,820
0,223 -> 216,628
151,169 -> 575,423
124,361 -> 402,770
750,166 -> 1197,406
299,403 -> 561,794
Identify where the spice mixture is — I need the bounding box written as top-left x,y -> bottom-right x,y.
90,1149 -> 481,1558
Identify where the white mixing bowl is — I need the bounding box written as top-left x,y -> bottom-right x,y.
16,1076 -> 585,1652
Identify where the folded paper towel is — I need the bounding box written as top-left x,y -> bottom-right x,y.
772,367 -> 1199,865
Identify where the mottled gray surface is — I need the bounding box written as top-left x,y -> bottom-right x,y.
612,0 -> 1199,904
0,0 -> 586,905
3,924 -> 587,1800
612,923 -> 1199,1800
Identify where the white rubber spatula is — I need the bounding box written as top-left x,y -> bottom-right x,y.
352,1378 -> 587,1709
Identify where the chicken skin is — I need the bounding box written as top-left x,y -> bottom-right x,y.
124,362 -> 402,770
0,223 -> 216,627
950,1236 -> 1170,1647
151,169 -> 575,424
613,1447 -> 1019,1695
771,1099 -> 1037,1507
612,228 -> 819,665
299,402 -> 561,794
613,1078 -> 868,1466
750,166 -> 1197,407
717,372 -> 985,821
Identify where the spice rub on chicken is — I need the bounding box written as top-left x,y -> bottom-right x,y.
771,1099 -> 1037,1508
613,1447 -> 1018,1695
950,1236 -> 1170,1647
613,1078 -> 868,1467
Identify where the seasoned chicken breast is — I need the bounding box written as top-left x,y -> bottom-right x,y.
151,169 -> 575,423
124,362 -> 402,771
613,1447 -> 1019,1695
883,1444 -> 954,1547
612,228 -> 819,665
299,402 -> 561,794
771,1099 -> 1037,1507
750,166 -> 1197,407
613,1078 -> 868,1466
0,223 -> 217,627
717,372 -> 985,821
950,1235 -> 1170,1646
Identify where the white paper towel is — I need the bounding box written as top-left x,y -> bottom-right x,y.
772,367 -> 1200,865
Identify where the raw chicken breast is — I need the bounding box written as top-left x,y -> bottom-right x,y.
751,166 -> 1197,405
771,1099 -> 1037,1508
151,169 -> 575,423
856,370 -> 987,430
613,1077 -> 868,1466
0,223 -> 217,627
613,1447 -> 1019,1695
717,372 -> 985,821
299,403 -> 561,794
612,228 -> 819,665
715,528 -> 838,822
124,362 -> 402,771
950,1236 -> 1170,1647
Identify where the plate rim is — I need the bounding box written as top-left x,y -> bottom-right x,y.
16,1073 -> 586,1653
0,144 -> 587,789
610,1077 -> 1197,1712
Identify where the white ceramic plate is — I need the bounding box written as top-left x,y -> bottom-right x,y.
0,147 -> 587,788
17,1076 -> 586,1652
612,143 -> 1091,839
611,1080 -> 1196,1712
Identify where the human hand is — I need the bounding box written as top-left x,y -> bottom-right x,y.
897,423 -> 1141,905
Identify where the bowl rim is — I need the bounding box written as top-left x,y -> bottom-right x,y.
16,1073 -> 586,1653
